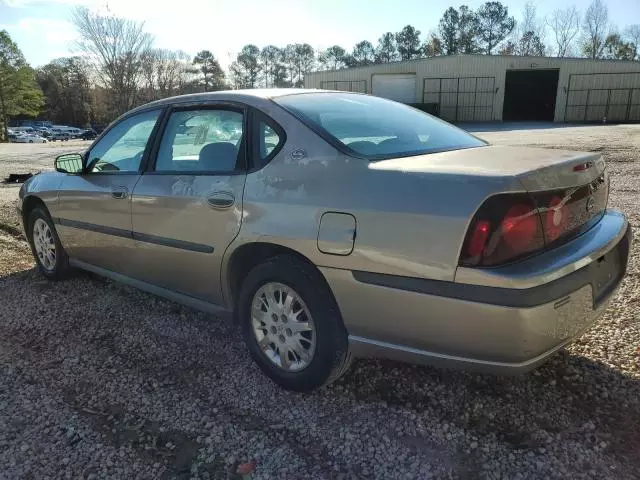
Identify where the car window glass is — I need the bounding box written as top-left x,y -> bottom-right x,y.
87,110 -> 160,173
275,93 -> 486,160
261,123 -> 280,159
155,109 -> 244,173
251,112 -> 284,168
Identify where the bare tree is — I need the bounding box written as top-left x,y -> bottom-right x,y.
140,49 -> 196,101
72,6 -> 153,115
547,6 -> 581,57
580,0 -> 608,59
510,1 -> 547,56
624,24 -> 640,60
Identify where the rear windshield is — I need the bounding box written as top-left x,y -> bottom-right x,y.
275,92 -> 486,160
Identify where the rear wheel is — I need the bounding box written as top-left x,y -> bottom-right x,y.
27,207 -> 70,279
238,255 -> 350,392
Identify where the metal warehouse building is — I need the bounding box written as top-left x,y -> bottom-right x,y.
304,55 -> 640,123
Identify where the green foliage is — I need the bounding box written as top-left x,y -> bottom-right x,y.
376,32 -> 399,63
476,1 -> 516,54
458,6 -> 480,53
36,57 -> 92,127
260,45 -> 283,88
193,50 -> 226,91
230,45 -> 261,88
395,25 -> 422,60
439,7 -> 460,55
438,6 -> 480,55
602,34 -> 635,60
350,41 -> 376,67
284,43 -> 315,87
318,45 -> 347,70
0,30 -> 43,141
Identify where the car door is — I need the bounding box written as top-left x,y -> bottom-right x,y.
55,109 -> 162,274
130,104 -> 251,305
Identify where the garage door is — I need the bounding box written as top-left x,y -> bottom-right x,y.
372,74 -> 416,103
423,77 -> 496,122
565,72 -> 640,122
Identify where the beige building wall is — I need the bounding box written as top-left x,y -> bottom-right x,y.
304,55 -> 640,122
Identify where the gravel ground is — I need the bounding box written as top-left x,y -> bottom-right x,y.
0,124 -> 638,479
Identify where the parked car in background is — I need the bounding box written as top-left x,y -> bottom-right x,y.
80,129 -> 97,140
49,131 -> 70,141
12,126 -> 36,135
17,90 -> 631,392
13,133 -> 48,143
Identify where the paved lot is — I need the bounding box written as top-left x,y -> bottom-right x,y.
0,125 -> 639,479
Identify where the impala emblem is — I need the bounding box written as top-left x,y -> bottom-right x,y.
586,196 -> 596,213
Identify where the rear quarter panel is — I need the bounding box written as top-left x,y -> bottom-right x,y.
226,99 -> 524,302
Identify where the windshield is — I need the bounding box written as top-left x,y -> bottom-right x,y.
275,92 -> 486,160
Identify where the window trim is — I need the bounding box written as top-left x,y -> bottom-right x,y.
248,107 -> 287,172
145,102 -> 249,176
83,107 -> 166,176
271,92 -> 488,162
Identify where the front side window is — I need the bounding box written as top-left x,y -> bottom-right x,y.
155,109 -> 244,173
275,93 -> 486,160
87,109 -> 160,173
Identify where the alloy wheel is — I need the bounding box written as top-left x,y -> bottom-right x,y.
32,218 -> 56,271
251,282 -> 316,372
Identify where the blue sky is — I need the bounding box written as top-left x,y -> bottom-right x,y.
1,0 -> 638,69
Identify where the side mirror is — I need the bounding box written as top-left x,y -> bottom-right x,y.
55,153 -> 84,174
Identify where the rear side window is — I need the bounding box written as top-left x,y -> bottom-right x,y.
154,109 -> 244,173
275,93 -> 486,160
251,110 -> 285,167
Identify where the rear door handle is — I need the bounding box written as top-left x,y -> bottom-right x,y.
207,191 -> 235,209
111,186 -> 129,199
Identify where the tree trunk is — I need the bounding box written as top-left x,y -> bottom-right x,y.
1,115 -> 8,143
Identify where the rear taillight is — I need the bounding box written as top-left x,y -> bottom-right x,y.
460,194 -> 544,267
460,173 -> 607,267
544,196 -> 568,242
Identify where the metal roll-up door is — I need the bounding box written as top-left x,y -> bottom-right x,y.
372,74 -> 416,103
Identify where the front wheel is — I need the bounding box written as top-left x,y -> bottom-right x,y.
238,255 -> 351,392
27,207 -> 70,279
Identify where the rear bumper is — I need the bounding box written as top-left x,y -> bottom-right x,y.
321,210 -> 631,374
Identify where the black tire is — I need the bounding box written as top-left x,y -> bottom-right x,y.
27,206 -> 70,280
238,254 -> 350,392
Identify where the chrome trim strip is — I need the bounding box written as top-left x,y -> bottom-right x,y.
132,232 -> 214,253
56,218 -> 214,253
57,217 -> 131,239
455,210 -> 629,289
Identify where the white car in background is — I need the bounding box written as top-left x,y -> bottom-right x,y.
13,133 -> 48,143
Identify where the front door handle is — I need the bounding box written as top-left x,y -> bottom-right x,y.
207,191 -> 235,209
111,186 -> 129,199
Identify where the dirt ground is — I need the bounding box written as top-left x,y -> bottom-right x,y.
0,124 -> 638,479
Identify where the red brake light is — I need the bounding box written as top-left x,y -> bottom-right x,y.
545,196 -> 568,242
501,204 -> 539,252
573,162 -> 593,172
460,195 -> 544,267
466,220 -> 490,258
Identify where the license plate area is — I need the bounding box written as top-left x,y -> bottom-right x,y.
591,229 -> 630,306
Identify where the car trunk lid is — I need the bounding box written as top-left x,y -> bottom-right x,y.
370,145 -> 605,188
372,145 -> 609,259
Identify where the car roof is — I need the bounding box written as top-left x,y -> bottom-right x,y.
128,88 -> 344,114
